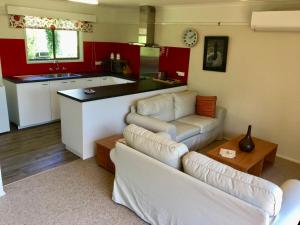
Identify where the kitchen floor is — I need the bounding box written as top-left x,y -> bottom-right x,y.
0,122 -> 79,185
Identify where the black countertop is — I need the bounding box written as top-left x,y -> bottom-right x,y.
4,72 -> 137,83
57,80 -> 186,102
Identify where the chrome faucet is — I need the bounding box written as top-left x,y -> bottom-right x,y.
49,60 -> 60,73
54,60 -> 60,71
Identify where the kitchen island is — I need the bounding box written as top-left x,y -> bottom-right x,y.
58,80 -> 187,159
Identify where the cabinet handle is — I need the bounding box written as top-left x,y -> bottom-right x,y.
42,83 -> 49,86
71,81 -> 76,83
62,81 -> 68,84
87,80 -> 93,81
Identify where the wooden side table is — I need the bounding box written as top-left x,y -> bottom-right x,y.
95,134 -> 123,173
207,135 -> 277,177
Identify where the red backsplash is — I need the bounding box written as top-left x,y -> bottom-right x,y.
0,39 -> 94,76
0,38 -> 190,83
159,46 -> 190,83
93,42 -> 140,76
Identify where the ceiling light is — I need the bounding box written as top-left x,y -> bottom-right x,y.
68,0 -> 99,5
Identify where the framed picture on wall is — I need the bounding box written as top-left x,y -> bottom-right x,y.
203,36 -> 229,72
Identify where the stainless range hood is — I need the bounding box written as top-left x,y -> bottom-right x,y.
138,6 -> 156,46
131,6 -> 160,79
130,6 -> 156,47
138,6 -> 159,78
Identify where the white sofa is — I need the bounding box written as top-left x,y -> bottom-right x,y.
111,125 -> 300,225
126,90 -> 226,151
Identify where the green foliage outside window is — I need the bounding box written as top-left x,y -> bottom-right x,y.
25,28 -> 79,61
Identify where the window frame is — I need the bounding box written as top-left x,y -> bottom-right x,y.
25,28 -> 83,63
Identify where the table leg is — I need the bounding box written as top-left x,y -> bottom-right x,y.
248,160 -> 264,176
265,147 -> 277,165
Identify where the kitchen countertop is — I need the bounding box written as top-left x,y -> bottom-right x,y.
4,72 -> 137,83
58,79 -> 186,103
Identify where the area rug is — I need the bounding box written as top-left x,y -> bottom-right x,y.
0,159 -> 147,225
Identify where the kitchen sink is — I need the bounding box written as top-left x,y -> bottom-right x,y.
43,73 -> 82,79
15,73 -> 82,81
14,75 -> 49,81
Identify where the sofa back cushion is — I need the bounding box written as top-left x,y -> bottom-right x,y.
124,124 -> 188,169
182,151 -> 283,217
137,94 -> 175,122
173,91 -> 197,119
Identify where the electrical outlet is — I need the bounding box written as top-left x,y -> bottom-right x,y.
176,71 -> 185,77
95,61 -> 102,66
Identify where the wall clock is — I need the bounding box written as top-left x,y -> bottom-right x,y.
183,28 -> 198,47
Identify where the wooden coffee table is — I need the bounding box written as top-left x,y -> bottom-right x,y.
207,135 -> 277,176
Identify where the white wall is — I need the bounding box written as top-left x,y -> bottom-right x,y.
155,2 -> 300,163
0,0 -> 139,42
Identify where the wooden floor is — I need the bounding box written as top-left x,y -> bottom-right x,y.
0,122 -> 79,185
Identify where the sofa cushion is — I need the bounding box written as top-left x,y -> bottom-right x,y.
173,91 -> 197,119
182,151 -> 283,217
124,124 -> 188,169
170,121 -> 200,142
137,94 -> 175,122
196,96 -> 217,118
177,114 -> 218,133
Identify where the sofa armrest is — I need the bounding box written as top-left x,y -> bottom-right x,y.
272,179 -> 300,225
130,105 -> 136,113
126,112 -> 176,140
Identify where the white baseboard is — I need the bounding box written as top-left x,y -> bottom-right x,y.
276,154 -> 300,164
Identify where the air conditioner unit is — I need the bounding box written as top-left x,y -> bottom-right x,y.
251,11 -> 300,32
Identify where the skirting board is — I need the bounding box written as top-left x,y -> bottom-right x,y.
223,136 -> 300,165
276,154 -> 300,165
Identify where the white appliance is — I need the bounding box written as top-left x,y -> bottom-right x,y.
251,11 -> 300,32
0,86 -> 10,133
0,59 -> 10,134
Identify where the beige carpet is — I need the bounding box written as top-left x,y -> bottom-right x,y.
1,144 -> 299,225
0,159 -> 147,225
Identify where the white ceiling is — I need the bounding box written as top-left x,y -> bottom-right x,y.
108,0 -> 300,7
56,0 -> 300,7
99,0 -> 248,6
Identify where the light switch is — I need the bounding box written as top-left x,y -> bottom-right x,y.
176,71 -> 185,77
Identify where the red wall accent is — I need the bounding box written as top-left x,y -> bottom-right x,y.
159,46 -> 190,83
0,39 -> 141,79
93,42 -> 140,76
0,38 -> 190,83
0,39 -> 96,76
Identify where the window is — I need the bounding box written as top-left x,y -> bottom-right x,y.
25,28 -> 79,61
